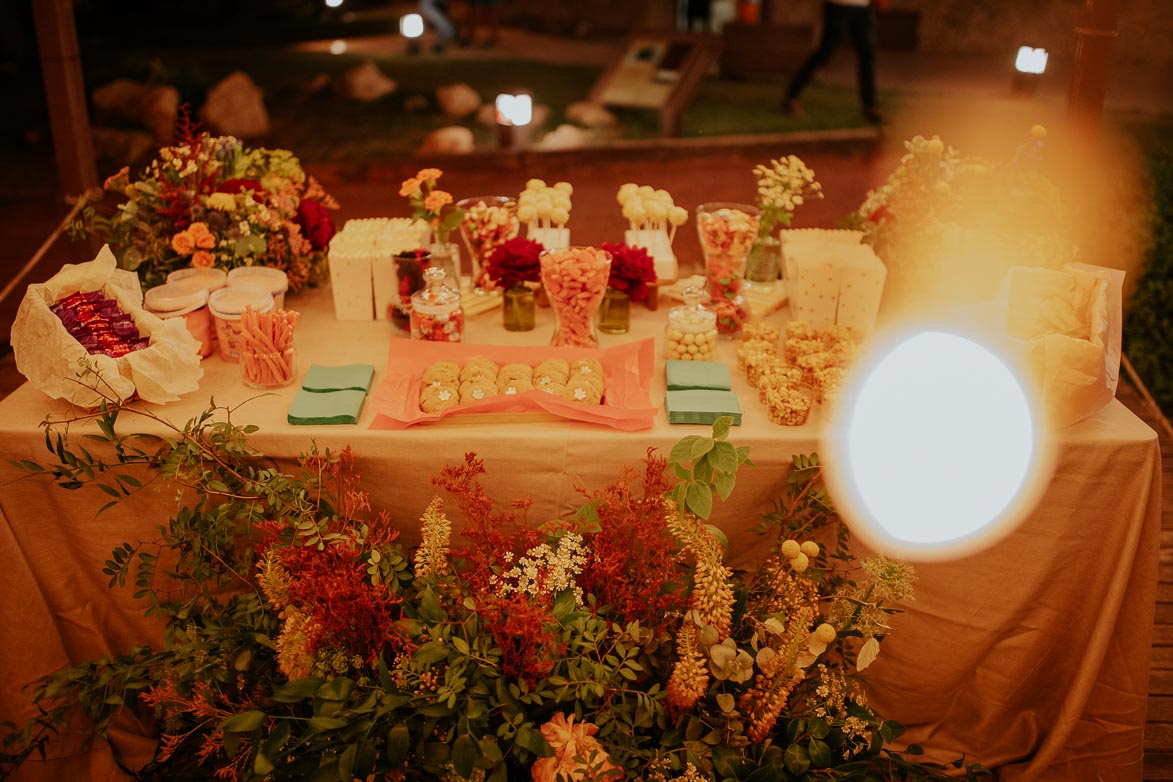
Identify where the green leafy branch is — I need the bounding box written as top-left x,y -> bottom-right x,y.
666,416 -> 753,520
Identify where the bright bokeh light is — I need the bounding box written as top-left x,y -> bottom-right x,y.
324,0 -> 344,7
1015,46 -> 1048,75
823,330 -> 1049,560
400,13 -> 425,39
329,39 -> 347,55
496,93 -> 533,126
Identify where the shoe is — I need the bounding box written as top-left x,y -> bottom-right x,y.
863,108 -> 885,125
781,97 -> 803,118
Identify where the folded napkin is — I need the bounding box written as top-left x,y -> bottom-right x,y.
301,363 -> 376,393
288,388 -> 368,425
666,360 -> 732,391
665,389 -> 742,426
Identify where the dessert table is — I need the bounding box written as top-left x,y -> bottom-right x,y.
0,285 -> 1161,781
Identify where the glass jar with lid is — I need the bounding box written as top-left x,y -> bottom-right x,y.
410,266 -> 464,342
665,286 -> 717,361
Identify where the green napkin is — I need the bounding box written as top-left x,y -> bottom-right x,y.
288,388 -> 367,425
301,363 -> 375,393
666,360 -> 732,391
665,389 -> 742,426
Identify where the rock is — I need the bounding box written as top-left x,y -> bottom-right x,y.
91,79 -> 180,144
416,126 -> 476,155
200,72 -> 270,139
436,83 -> 481,119
92,127 -> 155,167
535,124 -> 592,150
337,61 -> 396,102
565,100 -> 618,128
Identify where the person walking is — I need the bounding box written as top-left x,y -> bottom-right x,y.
781,0 -> 888,124
420,0 -> 456,53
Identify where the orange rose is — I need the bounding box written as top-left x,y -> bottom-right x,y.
399,177 -> 422,197
424,190 -> 453,213
531,714 -> 620,782
191,250 -> 215,269
188,222 -> 216,249
171,231 -> 195,255
416,167 -> 442,184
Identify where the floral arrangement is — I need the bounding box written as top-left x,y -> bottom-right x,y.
400,167 -> 465,247
752,155 -> 823,238
2,387 -> 990,782
73,122 -> 338,291
601,241 -> 657,303
852,128 -> 1076,309
485,236 -> 544,290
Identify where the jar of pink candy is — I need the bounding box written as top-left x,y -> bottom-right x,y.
456,196 -> 519,292
696,202 -> 759,337
539,246 -> 612,348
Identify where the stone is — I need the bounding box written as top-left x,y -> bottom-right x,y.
92,127 -> 155,167
565,100 -> 618,128
535,124 -> 592,150
416,126 -> 476,155
436,83 -> 481,119
200,72 -> 270,139
337,61 -> 396,102
91,79 -> 180,144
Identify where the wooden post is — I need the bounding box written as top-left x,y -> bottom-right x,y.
33,0 -> 98,197
1067,0 -> 1120,128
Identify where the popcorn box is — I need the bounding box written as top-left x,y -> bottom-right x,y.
625,228 -> 678,284
327,242 -> 375,320
785,240 -> 886,333
530,226 -> 570,252
331,218 -> 429,321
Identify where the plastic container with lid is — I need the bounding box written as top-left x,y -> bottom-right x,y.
227,266 -> 289,309
144,282 -> 214,357
208,285 -> 275,362
410,266 -> 464,342
665,286 -> 718,361
167,266 -> 228,293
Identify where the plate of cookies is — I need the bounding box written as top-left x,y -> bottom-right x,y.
369,338 -> 657,430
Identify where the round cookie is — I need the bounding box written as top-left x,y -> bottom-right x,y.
567,370 -> 604,396
420,383 -> 459,412
534,358 -> 570,382
460,357 -> 499,382
561,376 -> 603,405
422,361 -> 460,385
459,376 -> 498,403
499,376 -> 535,395
570,358 -> 603,378
499,362 -> 533,380
536,382 -> 566,397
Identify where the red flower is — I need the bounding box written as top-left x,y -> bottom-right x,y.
601,242 -> 657,303
485,237 -> 544,290
297,198 -> 336,251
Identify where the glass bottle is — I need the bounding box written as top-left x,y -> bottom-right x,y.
390,249 -> 430,333
597,288 -> 631,335
503,284 -> 536,332
410,266 -> 464,342
746,234 -> 782,289
665,286 -> 718,361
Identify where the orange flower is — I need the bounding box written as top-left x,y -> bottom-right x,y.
399,177 -> 422,197
416,167 -> 443,184
424,190 -> 453,213
171,231 -> 195,256
530,713 -> 620,782
188,222 -> 216,249
191,250 -> 215,268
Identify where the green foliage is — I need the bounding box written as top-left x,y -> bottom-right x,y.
667,416 -> 752,520
1124,140 -> 1173,414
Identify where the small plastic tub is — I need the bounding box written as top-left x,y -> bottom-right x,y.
144,282 -> 214,357
167,266 -> 228,293
208,285 -> 274,362
228,266 -> 289,309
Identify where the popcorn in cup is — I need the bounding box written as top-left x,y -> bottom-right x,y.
208,285 -> 274,362
227,266 -> 289,309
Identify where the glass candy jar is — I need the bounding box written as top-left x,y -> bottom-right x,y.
540,246 -> 612,348
410,267 -> 464,342
390,249 -> 430,333
665,286 -> 717,361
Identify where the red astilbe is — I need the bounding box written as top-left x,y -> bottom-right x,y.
477,593 -> 565,687
601,241 -> 657,303
576,448 -> 688,634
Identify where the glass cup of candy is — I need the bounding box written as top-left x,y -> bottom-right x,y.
539,246 -> 612,348
456,196 -> 520,293
695,202 -> 760,337
410,267 -> 465,342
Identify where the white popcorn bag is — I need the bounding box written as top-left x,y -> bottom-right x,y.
784,238 -> 886,333
12,246 -> 203,408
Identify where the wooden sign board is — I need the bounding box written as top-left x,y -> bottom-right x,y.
589,33 -> 714,137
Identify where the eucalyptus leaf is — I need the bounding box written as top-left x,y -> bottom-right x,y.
220,710 -> 265,733
385,724 -> 410,766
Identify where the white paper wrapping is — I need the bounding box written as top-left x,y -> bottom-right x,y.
12,246 -> 203,408
995,262 -> 1124,429
784,239 -> 885,332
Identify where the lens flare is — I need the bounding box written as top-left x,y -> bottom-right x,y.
400,14 -> 425,39
823,329 -> 1051,560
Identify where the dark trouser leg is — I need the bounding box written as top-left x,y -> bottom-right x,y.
847,5 -> 878,112
785,2 -> 846,102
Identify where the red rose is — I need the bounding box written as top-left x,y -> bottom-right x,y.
297,199 -> 336,251
601,242 -> 657,303
485,237 -> 544,290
